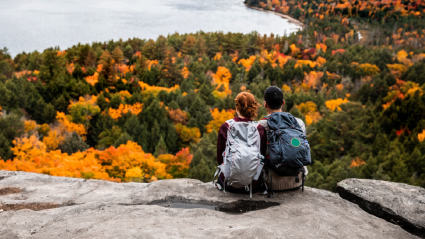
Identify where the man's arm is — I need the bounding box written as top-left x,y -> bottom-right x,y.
295,117 -> 309,175
295,118 -> 306,134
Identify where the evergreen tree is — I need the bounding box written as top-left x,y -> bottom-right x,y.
188,132 -> 217,182
0,112 -> 24,159
154,136 -> 168,156
187,95 -> 212,133
59,132 -> 89,155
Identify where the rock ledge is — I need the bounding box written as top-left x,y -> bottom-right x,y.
337,178 -> 425,238
0,170 -> 419,239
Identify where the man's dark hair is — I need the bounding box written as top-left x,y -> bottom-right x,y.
264,86 -> 284,110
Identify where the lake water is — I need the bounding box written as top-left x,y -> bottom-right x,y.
0,0 -> 301,56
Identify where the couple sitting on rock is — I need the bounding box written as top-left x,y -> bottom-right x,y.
214,86 -> 312,197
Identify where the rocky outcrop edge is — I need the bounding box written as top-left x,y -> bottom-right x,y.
337,182 -> 425,238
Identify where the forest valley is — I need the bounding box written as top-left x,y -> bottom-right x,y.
0,0 -> 424,190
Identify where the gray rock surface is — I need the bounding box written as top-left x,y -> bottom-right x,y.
337,178 -> 425,238
0,170 -> 418,239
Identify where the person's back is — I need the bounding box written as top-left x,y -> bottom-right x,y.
260,86 -> 311,191
215,92 -> 266,196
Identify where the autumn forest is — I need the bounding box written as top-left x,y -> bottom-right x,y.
0,0 -> 424,190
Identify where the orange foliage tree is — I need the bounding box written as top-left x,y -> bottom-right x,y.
108,103 -> 143,120
97,141 -> 171,181
181,66 -> 190,79
167,108 -> 188,124
350,157 -> 366,168
238,56 -> 257,71
0,135 -> 111,180
0,138 -> 176,182
418,129 -> 425,142
303,71 -> 323,89
158,147 -> 193,178
85,72 -> 99,86
56,112 -> 87,137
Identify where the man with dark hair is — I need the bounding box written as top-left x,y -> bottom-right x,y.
259,86 -> 308,191
263,86 -> 284,110
261,86 -> 306,132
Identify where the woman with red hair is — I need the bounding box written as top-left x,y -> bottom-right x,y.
216,92 -> 266,193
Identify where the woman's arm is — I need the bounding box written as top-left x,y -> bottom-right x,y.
216,123 -> 229,165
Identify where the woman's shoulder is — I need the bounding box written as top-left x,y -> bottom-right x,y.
258,119 -> 267,129
219,118 -> 234,130
258,114 -> 270,129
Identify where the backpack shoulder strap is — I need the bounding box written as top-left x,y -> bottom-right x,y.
225,119 -> 235,128
222,119 -> 235,162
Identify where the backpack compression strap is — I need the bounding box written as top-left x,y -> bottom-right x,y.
222,119 -> 235,163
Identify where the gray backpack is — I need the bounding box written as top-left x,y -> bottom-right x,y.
214,119 -> 264,198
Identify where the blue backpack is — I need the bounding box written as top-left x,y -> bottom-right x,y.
266,112 -> 312,176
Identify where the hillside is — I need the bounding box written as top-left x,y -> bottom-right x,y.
0,170 -> 423,238
0,0 -> 424,190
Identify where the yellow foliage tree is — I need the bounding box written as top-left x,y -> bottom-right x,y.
211,66 -> 232,99
382,81 -> 423,110
387,63 -> 408,78
56,112 -> 86,137
295,101 -> 322,125
316,56 -> 327,66
42,130 -> 65,151
24,120 -> 38,133
146,60 -> 159,70
125,167 -> 143,181
295,60 -> 317,68
359,63 -> 380,76
181,66 -> 190,79
315,43 -> 327,53
396,50 -> 412,66
213,52 -> 222,61
282,84 -> 292,94
68,95 -> 101,124
174,123 -> 201,143
290,44 -> 300,56
325,98 -> 349,112
206,108 -> 236,133
139,81 -> 179,96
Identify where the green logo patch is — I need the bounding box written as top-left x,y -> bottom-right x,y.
291,138 -> 301,147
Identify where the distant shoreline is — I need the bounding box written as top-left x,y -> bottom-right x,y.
245,5 -> 304,28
